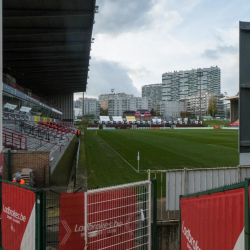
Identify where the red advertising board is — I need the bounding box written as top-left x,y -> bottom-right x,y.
1,183 -> 36,250
135,113 -> 141,117
0,152 -> 4,176
181,188 -> 244,250
144,113 -> 151,117
59,189 -> 136,250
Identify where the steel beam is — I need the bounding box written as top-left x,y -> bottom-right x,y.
4,42 -> 90,50
3,60 -> 88,67
3,28 -> 90,36
14,68 -> 88,75
17,73 -> 87,79
3,52 -> 89,60
3,10 -> 93,19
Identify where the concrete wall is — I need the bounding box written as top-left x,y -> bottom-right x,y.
156,223 -> 179,250
4,151 -> 50,187
49,93 -> 74,121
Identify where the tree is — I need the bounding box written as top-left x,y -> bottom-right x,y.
207,95 -> 218,117
180,111 -> 191,118
100,107 -> 108,116
150,108 -> 156,116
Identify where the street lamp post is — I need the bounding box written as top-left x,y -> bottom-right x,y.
197,69 -> 203,121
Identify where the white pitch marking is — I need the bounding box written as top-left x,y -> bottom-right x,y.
207,144 -> 237,150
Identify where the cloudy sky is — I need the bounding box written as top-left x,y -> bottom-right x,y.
74,0 -> 250,100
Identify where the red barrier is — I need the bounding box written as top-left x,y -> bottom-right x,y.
1,183 -> 36,249
149,127 -> 160,129
181,188 -> 244,250
59,189 -> 136,250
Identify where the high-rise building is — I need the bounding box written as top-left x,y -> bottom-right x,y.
142,84 -> 162,112
179,92 -> 224,117
162,66 -> 221,101
74,97 -> 83,109
74,97 -> 100,118
98,93 -> 134,110
160,101 -> 186,119
108,96 -> 151,117
161,66 -> 221,118
84,98 -> 100,117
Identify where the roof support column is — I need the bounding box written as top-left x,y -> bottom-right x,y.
0,1 -> 3,152
239,21 -> 250,165
82,92 -> 84,121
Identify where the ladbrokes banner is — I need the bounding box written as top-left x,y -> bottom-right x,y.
59,189 -> 136,250
181,188 -> 244,250
1,183 -> 36,250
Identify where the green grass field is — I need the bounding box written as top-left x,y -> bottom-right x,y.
83,129 -> 238,188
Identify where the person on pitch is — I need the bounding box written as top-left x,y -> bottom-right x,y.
12,172 -> 25,185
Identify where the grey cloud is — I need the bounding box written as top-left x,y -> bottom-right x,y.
94,0 -> 154,35
202,45 -> 238,59
86,59 -> 140,97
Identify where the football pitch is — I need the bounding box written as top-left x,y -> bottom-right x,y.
84,129 -> 238,188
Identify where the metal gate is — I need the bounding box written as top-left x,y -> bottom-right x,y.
45,180 -> 152,250
85,181 -> 151,250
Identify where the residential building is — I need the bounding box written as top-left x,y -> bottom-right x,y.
74,97 -> 100,118
179,92 -> 224,118
161,66 -> 221,118
160,101 -> 186,119
98,93 -> 134,110
162,66 -> 221,102
74,97 -> 83,109
108,96 -> 151,117
142,84 -> 162,112
74,108 -> 82,119
84,98 -> 100,117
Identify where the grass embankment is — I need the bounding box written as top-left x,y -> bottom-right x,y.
84,129 -> 238,188
50,136 -> 79,185
203,120 -> 230,127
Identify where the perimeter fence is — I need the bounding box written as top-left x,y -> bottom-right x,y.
0,179 -> 154,250
148,165 -> 250,222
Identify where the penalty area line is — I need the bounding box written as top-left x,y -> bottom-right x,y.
207,144 -> 237,150
97,134 -> 139,173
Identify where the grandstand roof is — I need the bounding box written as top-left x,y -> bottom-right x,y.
220,95 -> 239,101
3,0 -> 96,94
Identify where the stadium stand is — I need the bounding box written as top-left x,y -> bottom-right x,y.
152,118 -> 162,124
113,116 -> 123,124
2,121 -> 76,167
230,119 -> 239,126
99,116 -> 110,124
126,116 -> 136,124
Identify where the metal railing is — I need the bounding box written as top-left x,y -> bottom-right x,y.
74,137 -> 81,188
148,166 -> 250,222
